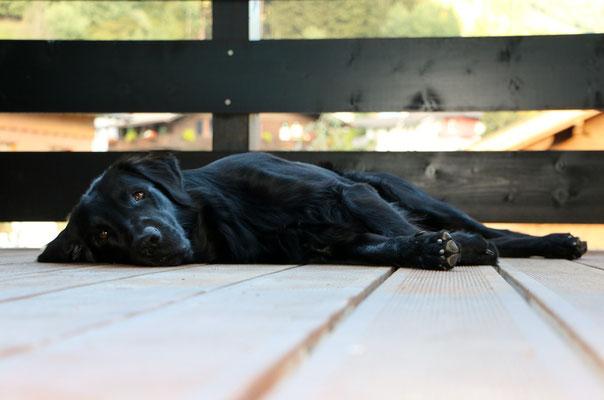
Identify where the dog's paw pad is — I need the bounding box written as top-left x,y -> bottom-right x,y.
434,231 -> 460,270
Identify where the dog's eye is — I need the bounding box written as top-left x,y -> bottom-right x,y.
132,191 -> 145,201
99,231 -> 108,240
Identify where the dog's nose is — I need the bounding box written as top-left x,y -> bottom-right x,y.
141,226 -> 161,247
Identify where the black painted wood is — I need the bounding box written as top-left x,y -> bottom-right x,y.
0,35 -> 602,113
211,0 -> 250,150
2,151 -> 603,223
212,0 -> 249,41
212,114 -> 250,151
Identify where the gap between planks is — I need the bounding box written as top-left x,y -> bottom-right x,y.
265,265 -> 604,399
0,263 -> 300,359
202,265 -> 396,400
0,265 -> 395,399
496,258 -> 604,379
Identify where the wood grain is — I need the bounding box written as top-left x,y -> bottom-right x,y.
0,264 -> 194,303
0,265 -> 392,399
498,258 -> 604,371
576,252 -> 604,271
0,263 -> 294,358
0,249 -> 39,264
266,266 -> 604,400
0,35 -> 601,113
3,151 -> 604,223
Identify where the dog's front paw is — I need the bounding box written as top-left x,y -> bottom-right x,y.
415,231 -> 460,270
544,233 -> 587,260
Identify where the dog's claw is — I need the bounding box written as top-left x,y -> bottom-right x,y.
437,239 -> 443,244
439,249 -> 445,255
486,249 -> 495,256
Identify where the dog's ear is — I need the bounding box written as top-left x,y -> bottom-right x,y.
115,153 -> 192,206
38,225 -> 91,263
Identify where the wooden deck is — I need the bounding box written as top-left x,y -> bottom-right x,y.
1,249 -> 604,399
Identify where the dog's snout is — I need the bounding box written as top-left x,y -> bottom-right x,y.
141,226 -> 161,247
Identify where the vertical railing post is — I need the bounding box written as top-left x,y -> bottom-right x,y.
211,0 -> 259,152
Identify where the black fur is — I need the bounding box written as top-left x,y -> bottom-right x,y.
38,152 -> 587,269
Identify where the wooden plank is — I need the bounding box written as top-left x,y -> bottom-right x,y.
577,252 -> 604,271
212,114 -> 251,151
0,263 -> 294,358
266,266 -> 604,399
0,265 -> 392,399
212,0 -> 248,41
0,250 -> 95,279
0,248 -> 38,263
0,263 -> 94,281
498,258 -> 604,371
211,0 -> 252,151
0,264 -> 195,303
0,35 -> 602,113
2,151 -> 604,223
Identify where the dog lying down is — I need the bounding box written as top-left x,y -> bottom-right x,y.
38,152 -> 587,269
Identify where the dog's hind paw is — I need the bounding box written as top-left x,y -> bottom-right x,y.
415,231 -> 460,270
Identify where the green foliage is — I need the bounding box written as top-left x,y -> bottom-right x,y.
263,0 -> 461,39
263,0 -> 413,39
0,1 -> 27,19
182,128 -> 195,142
381,1 -> 461,37
0,1 -> 210,40
302,115 -> 372,151
124,128 -> 138,142
43,1 -> 208,40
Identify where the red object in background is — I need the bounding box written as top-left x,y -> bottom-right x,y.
441,117 -> 479,138
143,129 -> 158,140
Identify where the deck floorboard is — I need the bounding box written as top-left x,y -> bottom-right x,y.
0,249 -> 603,399
266,265 -> 604,400
499,258 -> 604,372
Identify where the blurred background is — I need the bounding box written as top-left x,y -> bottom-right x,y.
1,0 -> 603,248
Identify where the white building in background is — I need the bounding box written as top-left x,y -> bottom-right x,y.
347,112 -> 485,151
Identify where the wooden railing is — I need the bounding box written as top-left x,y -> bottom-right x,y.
1,1 -> 602,222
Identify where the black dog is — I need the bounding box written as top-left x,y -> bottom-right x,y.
38,152 -> 587,269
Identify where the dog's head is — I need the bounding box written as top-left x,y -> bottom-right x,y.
38,153 -> 194,266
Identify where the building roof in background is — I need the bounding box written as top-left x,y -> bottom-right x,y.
99,113 -> 182,128
468,110 -> 601,151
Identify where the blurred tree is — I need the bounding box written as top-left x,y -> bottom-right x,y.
0,2 -> 27,19
301,115 -> 372,151
381,1 -> 461,37
263,0 -> 417,39
263,0 -> 462,39
0,1 -> 211,40
43,1 -> 210,40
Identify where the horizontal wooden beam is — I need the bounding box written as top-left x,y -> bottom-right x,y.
1,151 -> 603,223
0,35 -> 602,113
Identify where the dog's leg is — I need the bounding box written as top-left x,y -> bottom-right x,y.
489,233 -> 587,260
338,171 -> 588,260
340,183 -> 418,237
338,171 -> 510,238
331,231 -> 461,270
